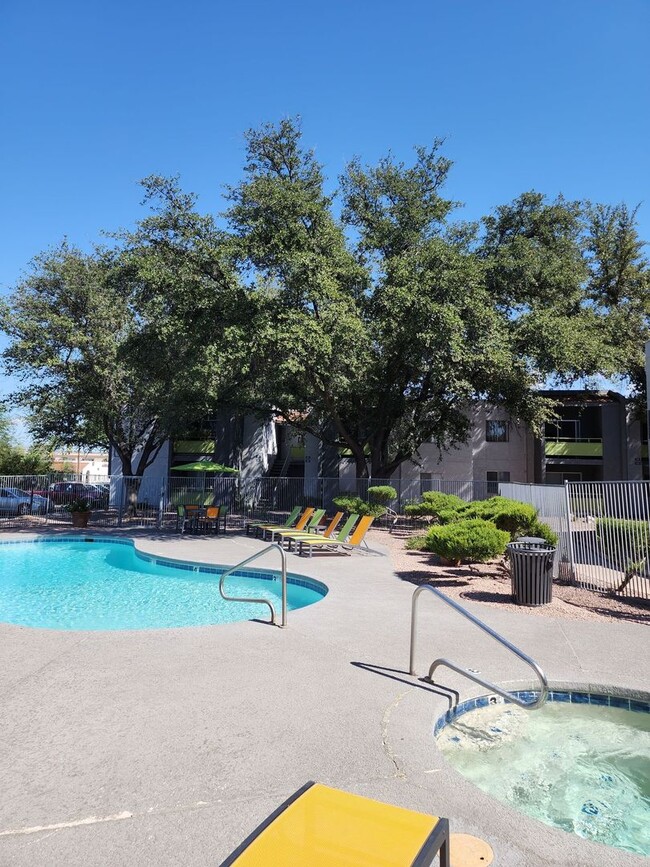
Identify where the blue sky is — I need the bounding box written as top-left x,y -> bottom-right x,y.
1,0 -> 649,439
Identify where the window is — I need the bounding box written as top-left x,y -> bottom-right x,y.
486,470 -> 510,494
486,420 -> 509,442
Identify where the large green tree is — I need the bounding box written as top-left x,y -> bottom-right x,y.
226,120 -> 594,477
1,178 -> 247,476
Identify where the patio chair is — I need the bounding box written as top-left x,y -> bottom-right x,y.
218,781 -> 450,866
274,508 -> 326,545
262,507 -> 315,541
246,505 -> 301,537
296,515 -> 374,557
198,505 -> 220,535
280,511 -> 344,550
175,505 -> 191,534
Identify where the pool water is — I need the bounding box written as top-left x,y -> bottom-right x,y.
438,701 -> 650,856
0,540 -> 326,630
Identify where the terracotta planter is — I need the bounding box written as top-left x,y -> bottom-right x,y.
71,511 -> 91,528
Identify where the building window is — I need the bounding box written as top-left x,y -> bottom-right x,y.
486,420 -> 509,442
486,470 -> 510,494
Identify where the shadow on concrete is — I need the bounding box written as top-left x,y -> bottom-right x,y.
350,661 -> 458,709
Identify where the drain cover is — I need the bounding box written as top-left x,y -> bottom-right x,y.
450,833 -> 494,866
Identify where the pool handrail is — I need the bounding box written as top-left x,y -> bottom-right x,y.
409,584 -> 549,710
219,542 -> 287,627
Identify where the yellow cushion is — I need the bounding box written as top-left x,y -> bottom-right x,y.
231,783 -> 439,866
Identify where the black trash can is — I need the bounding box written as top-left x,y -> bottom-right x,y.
507,541 -> 556,606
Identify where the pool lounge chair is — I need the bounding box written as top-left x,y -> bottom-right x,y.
274,508 -> 326,544
263,507 -> 315,541
219,780 -> 450,866
297,515 -> 374,556
280,511 -> 344,549
245,506 -> 301,537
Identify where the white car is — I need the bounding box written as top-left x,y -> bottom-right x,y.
0,487 -> 49,515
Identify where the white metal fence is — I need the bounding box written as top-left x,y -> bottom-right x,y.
502,480 -> 650,601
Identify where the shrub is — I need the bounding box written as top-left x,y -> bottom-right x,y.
462,496 -> 538,539
595,518 -> 649,566
404,535 -> 427,551
332,495 -> 386,518
404,491 -> 466,519
367,485 -> 397,505
528,518 -> 558,547
423,519 -> 510,564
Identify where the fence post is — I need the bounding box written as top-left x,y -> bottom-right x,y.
564,481 -> 577,584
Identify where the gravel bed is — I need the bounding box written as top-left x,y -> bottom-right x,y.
370,528 -> 649,626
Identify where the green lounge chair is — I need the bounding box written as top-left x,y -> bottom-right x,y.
297,515 -> 374,556
280,511 -> 344,550
274,509 -> 326,544
262,507 -> 315,541
245,505 -> 301,537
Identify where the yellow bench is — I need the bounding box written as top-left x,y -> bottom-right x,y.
219,781 -> 450,866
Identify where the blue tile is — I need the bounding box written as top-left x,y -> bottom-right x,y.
588,694 -> 609,707
571,692 -> 590,704
629,700 -> 650,714
609,696 -> 631,710
550,691 -> 571,703
475,696 -> 489,708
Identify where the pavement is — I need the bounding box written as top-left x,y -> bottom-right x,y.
0,527 -> 648,866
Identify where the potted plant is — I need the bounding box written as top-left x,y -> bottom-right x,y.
64,498 -> 93,528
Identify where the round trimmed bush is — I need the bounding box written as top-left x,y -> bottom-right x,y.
423,518 -> 510,564
462,496 -> 537,538
367,485 -> 397,505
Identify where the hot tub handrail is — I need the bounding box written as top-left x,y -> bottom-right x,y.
219,542 -> 287,628
409,584 -> 548,710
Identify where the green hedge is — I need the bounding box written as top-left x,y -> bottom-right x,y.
404,491 -> 466,518
595,518 -> 649,565
423,519 -> 510,564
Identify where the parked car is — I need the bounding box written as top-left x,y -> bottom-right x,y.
43,482 -> 108,507
0,487 -> 49,515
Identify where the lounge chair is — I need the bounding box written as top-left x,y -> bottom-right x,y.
280,511 -> 344,550
297,515 -> 374,556
263,507 -> 315,541
274,508 -> 326,544
245,506 -> 301,537
219,781 -> 450,866
289,513 -> 358,556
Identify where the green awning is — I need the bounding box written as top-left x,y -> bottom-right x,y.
171,461 -> 239,473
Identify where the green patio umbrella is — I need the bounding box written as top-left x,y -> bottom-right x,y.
171,461 -> 239,473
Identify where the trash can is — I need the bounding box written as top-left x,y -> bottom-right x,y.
507,541 -> 556,606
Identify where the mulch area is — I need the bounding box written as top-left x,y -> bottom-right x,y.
369,528 -> 649,626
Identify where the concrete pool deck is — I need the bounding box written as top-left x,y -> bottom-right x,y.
0,529 -> 648,866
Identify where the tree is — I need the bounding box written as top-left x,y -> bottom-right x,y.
0,406 -> 52,475
1,178 -> 247,479
226,120 -> 565,477
585,203 -> 650,412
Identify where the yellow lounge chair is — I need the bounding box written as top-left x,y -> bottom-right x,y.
246,506 -> 301,537
297,515 -> 374,556
263,507 -> 315,541
280,511 -> 344,550
219,781 -> 450,866
274,508 -> 327,545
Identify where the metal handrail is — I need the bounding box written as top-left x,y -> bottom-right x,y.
219,543 -> 288,627
409,585 -> 548,710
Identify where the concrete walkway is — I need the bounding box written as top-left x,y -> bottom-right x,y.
0,529 -> 648,866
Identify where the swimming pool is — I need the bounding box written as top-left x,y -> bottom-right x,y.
436,690 -> 650,857
0,538 -> 327,630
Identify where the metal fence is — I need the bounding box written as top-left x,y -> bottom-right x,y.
502,480 -> 650,601
565,481 -> 649,600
